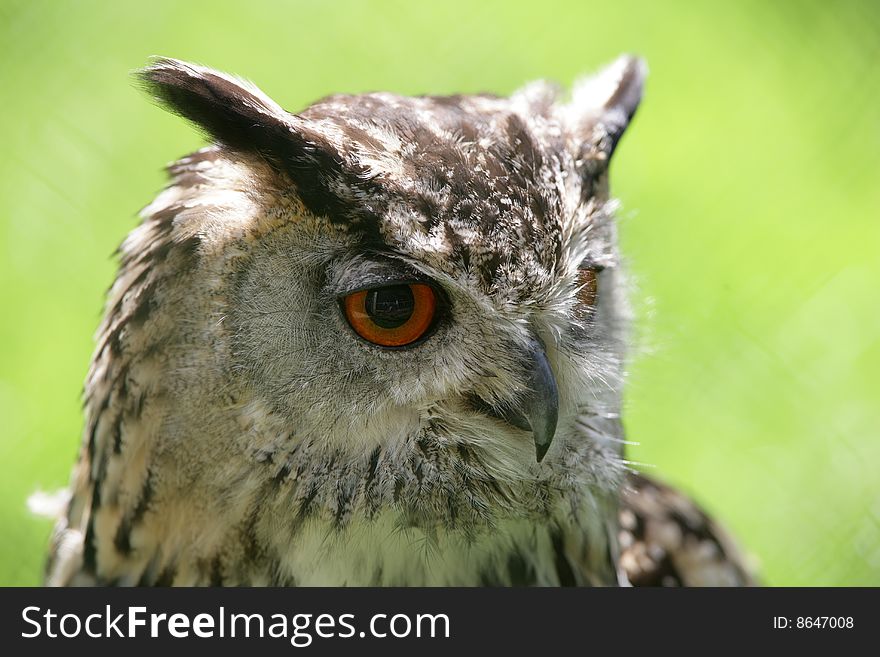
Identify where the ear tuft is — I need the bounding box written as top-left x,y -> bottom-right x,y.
568,55 -> 646,168
134,57 -> 375,225
135,57 -> 293,153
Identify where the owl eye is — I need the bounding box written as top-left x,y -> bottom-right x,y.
342,283 -> 438,347
576,268 -> 599,308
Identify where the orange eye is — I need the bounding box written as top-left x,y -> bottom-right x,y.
576,268 -> 599,308
342,283 -> 438,347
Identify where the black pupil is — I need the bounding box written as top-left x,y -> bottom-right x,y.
365,285 -> 415,329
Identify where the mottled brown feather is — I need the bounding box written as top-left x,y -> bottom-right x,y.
619,473 -> 757,586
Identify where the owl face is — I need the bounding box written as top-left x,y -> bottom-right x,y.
137,57 -> 643,486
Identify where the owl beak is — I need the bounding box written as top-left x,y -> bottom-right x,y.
467,337 -> 559,461
520,337 -> 559,462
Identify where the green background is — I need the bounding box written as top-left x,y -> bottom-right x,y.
1,0 -> 878,586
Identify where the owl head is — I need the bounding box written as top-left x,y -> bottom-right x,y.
70,59 -> 644,587
121,55 -> 643,484
49,56 -> 648,585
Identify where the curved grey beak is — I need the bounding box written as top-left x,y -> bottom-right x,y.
469,337 -> 559,462
518,337 -> 559,462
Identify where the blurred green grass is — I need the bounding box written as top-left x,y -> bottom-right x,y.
1,0 -> 878,585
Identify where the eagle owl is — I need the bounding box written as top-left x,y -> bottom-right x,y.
44,56 -> 754,586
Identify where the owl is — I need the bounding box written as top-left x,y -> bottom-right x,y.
43,56 -> 754,586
